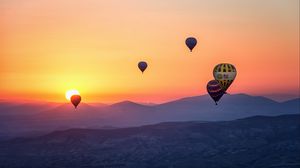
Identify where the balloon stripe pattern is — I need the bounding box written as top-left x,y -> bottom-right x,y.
207,80 -> 224,105
213,63 -> 237,92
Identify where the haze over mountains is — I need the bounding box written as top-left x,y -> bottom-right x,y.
0,94 -> 299,140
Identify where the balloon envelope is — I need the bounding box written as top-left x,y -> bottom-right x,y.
185,37 -> 197,52
213,63 -> 237,92
138,61 -> 148,73
71,95 -> 81,109
207,80 -> 224,105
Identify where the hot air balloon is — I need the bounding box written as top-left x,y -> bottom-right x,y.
207,80 -> 224,105
71,95 -> 81,109
138,61 -> 148,73
213,63 -> 237,92
185,37 -> 197,52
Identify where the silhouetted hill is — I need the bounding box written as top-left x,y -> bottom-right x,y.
0,114 -> 299,168
0,94 -> 299,139
155,94 -> 298,121
110,100 -> 148,108
0,102 -> 59,116
282,98 -> 300,109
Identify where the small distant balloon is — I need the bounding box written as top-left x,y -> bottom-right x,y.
138,61 -> 148,73
185,37 -> 197,52
71,95 -> 81,109
207,80 -> 224,105
213,63 -> 237,92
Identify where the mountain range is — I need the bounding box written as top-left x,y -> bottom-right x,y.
0,93 -> 299,140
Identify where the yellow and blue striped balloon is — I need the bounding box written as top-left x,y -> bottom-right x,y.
213,63 -> 237,92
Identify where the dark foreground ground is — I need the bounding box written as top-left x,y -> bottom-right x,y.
0,114 -> 299,168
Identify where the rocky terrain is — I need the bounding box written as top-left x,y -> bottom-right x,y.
0,114 -> 299,168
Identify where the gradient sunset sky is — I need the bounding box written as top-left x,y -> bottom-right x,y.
0,0 -> 299,103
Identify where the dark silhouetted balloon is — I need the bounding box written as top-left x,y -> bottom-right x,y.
213,63 -> 237,92
185,37 -> 197,52
71,95 -> 81,109
138,61 -> 148,73
207,80 -> 224,105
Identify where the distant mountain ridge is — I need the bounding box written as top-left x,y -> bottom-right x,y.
0,94 -> 299,140
0,114 -> 299,168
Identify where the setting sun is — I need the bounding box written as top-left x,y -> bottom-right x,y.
0,0 -> 298,104
65,90 -> 80,101
0,1 -> 299,167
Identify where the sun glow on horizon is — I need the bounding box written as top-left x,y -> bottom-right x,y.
65,90 -> 80,101
0,0 -> 299,103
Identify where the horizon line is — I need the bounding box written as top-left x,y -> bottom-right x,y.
0,93 -> 299,105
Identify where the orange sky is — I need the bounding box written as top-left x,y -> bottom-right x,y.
0,0 -> 299,103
